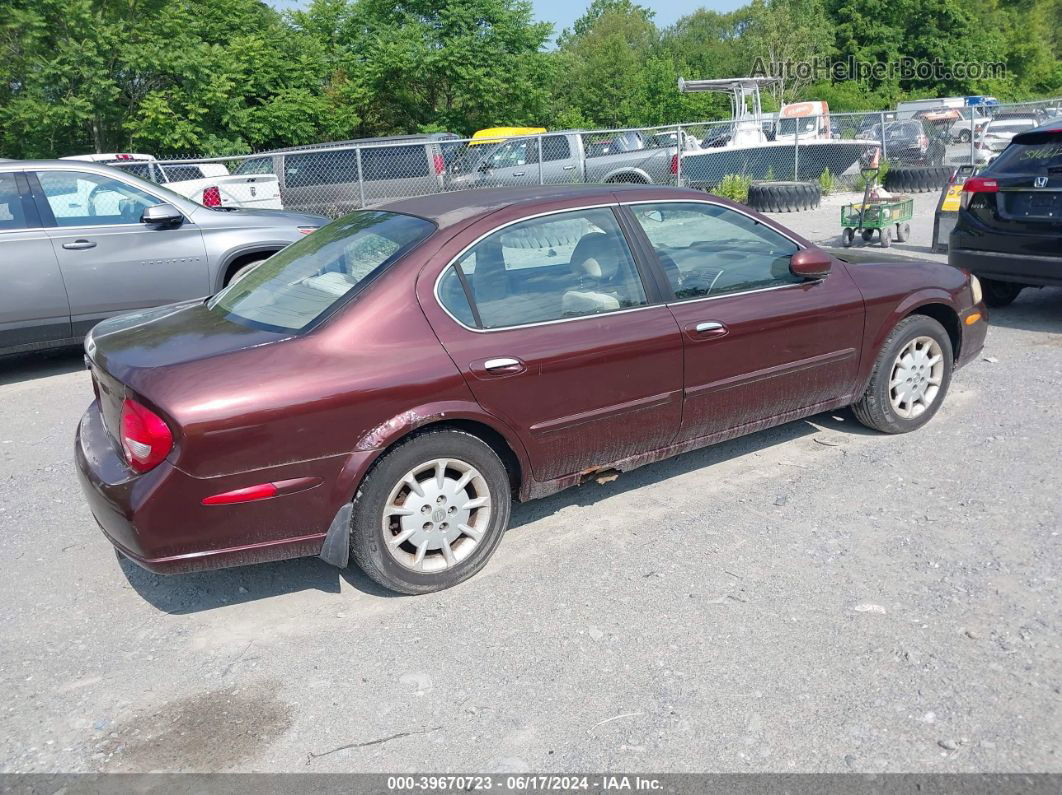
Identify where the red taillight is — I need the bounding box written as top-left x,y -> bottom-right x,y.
202,186 -> 222,207
670,154 -> 679,175
120,398 -> 173,473
433,153 -> 445,175
960,176 -> 998,209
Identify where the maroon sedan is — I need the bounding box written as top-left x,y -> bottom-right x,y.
75,185 -> 987,594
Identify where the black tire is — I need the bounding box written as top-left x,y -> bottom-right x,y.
842,227 -> 854,247
861,229 -> 875,242
883,166 -> 951,194
980,278 -> 1023,308
746,181 -> 821,212
225,256 -> 269,286
896,222 -> 910,242
852,315 -> 954,434
881,226 -> 892,247
349,429 -> 512,594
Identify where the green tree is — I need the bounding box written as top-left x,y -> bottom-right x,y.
341,0 -> 553,135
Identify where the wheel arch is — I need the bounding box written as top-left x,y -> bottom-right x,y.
907,302 -> 961,361
216,246 -> 284,289
602,168 -> 651,184
855,293 -> 961,397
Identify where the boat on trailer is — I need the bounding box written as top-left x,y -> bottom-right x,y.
676,77 -> 873,188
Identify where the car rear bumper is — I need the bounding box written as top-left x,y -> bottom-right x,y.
950,248 -> 1062,287
75,400 -> 356,574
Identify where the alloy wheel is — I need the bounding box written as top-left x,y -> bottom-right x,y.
381,458 -> 491,573
889,336 -> 945,419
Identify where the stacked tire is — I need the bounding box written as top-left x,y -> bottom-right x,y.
744,181 -> 821,212
883,166 -> 951,194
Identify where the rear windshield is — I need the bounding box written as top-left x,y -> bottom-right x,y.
988,135 -> 1062,172
208,211 -> 435,333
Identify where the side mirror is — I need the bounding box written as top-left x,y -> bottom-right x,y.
790,248 -> 832,279
141,203 -> 183,225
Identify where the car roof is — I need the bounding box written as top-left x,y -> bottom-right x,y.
376,184 -> 706,229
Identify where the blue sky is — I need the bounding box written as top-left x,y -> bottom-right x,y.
267,1 -> 747,38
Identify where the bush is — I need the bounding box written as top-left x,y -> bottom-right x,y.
819,167 -> 834,195
714,173 -> 751,203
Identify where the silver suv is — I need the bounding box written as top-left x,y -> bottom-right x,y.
0,160 -> 326,356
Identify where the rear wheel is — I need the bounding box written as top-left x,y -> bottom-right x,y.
852,315 -> 953,434
842,227 -> 854,247
349,429 -> 512,594
896,222 -> 910,242
861,229 -> 874,242
980,278 -> 1023,307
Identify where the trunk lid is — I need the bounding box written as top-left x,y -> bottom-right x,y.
85,300 -> 289,439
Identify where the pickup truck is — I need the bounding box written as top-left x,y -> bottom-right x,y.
61,153 -> 283,210
445,130 -> 696,190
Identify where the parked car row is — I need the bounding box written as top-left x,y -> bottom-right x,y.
232,130 -> 695,217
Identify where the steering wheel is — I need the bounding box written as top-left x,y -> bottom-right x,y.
86,184 -> 110,218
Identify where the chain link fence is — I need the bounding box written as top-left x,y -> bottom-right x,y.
136,97 -> 1062,217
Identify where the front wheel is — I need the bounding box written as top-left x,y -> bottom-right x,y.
980,278 -> 1023,308
852,315 -> 953,434
349,429 -> 512,594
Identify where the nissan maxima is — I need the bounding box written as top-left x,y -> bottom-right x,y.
76,185 -> 987,594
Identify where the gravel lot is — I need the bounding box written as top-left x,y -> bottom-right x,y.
1,191 -> 1059,774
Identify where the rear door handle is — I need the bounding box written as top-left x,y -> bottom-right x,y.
512,171 -> 526,177
695,321 -> 724,333
62,240 -> 97,250
562,165 -> 576,171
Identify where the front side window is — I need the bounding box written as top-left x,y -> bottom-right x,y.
209,211 -> 434,332
35,170 -> 161,226
488,139 -> 536,168
629,202 -> 800,300
438,207 -> 647,329
542,135 -> 571,161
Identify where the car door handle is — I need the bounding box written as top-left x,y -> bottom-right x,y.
687,320 -> 729,340
484,357 -> 525,373
562,165 -> 576,171
512,171 -> 526,177
62,240 -> 97,250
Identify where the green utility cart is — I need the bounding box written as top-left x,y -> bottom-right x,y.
841,167 -> 914,248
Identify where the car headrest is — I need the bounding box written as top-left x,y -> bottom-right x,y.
570,232 -> 621,281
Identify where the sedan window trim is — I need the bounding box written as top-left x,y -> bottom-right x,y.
432,202 -> 663,334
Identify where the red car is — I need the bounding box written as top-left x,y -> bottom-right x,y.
75,185 -> 987,594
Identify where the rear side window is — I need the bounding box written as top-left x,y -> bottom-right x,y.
361,145 -> 430,180
542,135 -> 571,162
438,208 -> 647,330
0,173 -> 30,230
209,211 -> 434,333
284,151 -> 359,188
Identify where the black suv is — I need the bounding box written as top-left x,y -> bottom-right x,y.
950,118 -> 1062,306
